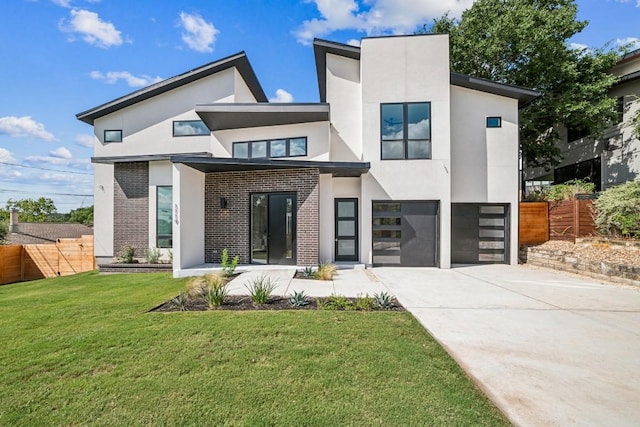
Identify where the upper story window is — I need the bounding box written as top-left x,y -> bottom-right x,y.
381,102 -> 431,160
104,129 -> 122,143
233,137 -> 307,159
173,120 -> 209,137
486,117 -> 502,128
615,96 -> 624,124
567,125 -> 589,142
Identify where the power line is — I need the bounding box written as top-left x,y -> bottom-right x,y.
0,161 -> 93,176
0,188 -> 93,197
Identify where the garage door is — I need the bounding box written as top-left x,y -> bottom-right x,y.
372,201 -> 438,267
451,204 -> 509,264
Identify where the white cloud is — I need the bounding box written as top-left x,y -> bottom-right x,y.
50,147 -> 73,159
179,12 -> 218,53
269,89 -> 294,103
0,148 -> 16,162
570,42 -> 589,51
75,134 -> 94,148
51,0 -> 72,7
24,154 -> 91,168
346,39 -> 361,47
0,116 -> 55,141
294,0 -> 475,45
616,37 -> 640,50
90,70 -> 163,87
59,9 -> 123,48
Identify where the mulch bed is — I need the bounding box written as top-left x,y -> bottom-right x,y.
151,295 -> 404,312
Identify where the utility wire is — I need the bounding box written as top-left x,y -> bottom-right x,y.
0,188 -> 93,197
0,161 -> 93,176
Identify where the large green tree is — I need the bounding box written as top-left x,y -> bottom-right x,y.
68,205 -> 94,225
423,0 -> 620,168
0,198 -> 58,223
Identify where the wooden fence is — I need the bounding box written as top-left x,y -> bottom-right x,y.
0,235 -> 94,285
519,199 -> 598,245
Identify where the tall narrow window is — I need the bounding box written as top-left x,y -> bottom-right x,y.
381,102 -> 431,160
615,96 -> 624,124
157,186 -> 172,248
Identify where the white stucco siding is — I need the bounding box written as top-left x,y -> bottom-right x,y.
172,163 -> 205,273
318,176 -> 361,261
326,53 -> 362,161
148,161 -> 173,252
212,122 -> 331,160
93,163 -> 114,261
233,68 -> 259,103
93,68 -> 236,158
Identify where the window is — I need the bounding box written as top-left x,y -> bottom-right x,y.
567,125 -> 589,142
173,120 -> 209,137
233,137 -> 307,159
615,96 -> 624,124
157,186 -> 172,248
104,130 -> 122,143
486,117 -> 502,128
381,102 -> 431,160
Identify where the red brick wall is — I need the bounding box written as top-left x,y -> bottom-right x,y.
204,168 -> 319,265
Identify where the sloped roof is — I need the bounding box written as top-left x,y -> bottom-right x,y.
76,52 -> 267,125
7,223 -> 93,245
312,38 -> 540,108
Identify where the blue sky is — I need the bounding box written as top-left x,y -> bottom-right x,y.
0,0 -> 638,213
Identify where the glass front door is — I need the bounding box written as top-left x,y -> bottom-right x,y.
251,193 -> 296,265
335,198 -> 358,261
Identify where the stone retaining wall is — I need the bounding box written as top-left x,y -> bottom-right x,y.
98,263 -> 173,274
519,246 -> 640,287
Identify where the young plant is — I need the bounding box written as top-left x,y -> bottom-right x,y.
373,292 -> 395,310
144,247 -> 161,264
186,277 -> 206,297
355,294 -> 374,311
203,273 -> 228,308
301,266 -> 316,279
118,245 -> 135,263
245,274 -> 278,305
289,290 -> 310,307
315,261 -> 337,281
171,292 -> 188,311
220,248 -> 239,277
167,249 -> 173,264
319,294 -> 354,310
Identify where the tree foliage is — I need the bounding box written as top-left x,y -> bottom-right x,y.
0,221 -> 8,243
594,180 -> 640,238
0,198 -> 58,223
422,0 -> 620,168
69,205 -> 94,225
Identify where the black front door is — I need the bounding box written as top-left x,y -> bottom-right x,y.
251,193 -> 296,265
335,198 -> 358,261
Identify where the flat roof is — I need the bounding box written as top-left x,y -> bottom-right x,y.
171,155 -> 369,177
92,152 -> 212,164
77,52 -> 267,125
195,103 -> 330,131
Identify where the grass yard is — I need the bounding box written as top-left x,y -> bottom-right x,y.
0,272 -> 508,426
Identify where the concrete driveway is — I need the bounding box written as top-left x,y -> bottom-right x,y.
375,265 -> 640,427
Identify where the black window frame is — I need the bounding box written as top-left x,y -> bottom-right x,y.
615,96 -> 624,124
172,120 -> 210,137
380,102 -> 431,160
232,137 -> 308,159
104,129 -> 122,143
156,186 -> 173,249
486,117 -> 502,128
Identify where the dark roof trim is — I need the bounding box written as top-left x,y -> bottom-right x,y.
195,103 -> 330,130
618,70 -> 640,84
171,155 -> 370,177
77,52 -> 267,125
450,73 -> 540,108
92,152 -> 212,164
313,39 -> 361,102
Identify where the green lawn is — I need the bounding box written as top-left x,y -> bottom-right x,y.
0,272 -> 508,426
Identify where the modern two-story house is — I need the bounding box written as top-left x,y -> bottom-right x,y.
77,34 -> 538,275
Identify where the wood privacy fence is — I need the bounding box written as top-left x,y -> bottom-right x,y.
519,199 -> 598,245
0,235 -> 95,285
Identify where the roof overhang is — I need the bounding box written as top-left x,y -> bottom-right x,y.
92,152 -> 212,164
171,155 -> 370,177
195,103 -> 330,131
77,52 -> 267,125
450,73 -> 540,108
313,39 -> 361,103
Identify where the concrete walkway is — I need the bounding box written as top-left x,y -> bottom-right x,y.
375,265 -> 640,427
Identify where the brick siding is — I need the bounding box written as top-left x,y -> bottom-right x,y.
204,168 -> 319,265
113,162 -> 149,258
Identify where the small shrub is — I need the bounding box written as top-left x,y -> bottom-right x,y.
186,277 -> 206,297
245,274 -> 278,304
543,178 -> 595,202
301,266 -> 316,279
373,292 -> 395,310
203,273 -> 228,308
118,245 -> 135,263
289,290 -> 310,307
355,294 -> 374,311
319,294 -> 354,310
594,180 -> 640,238
220,248 -> 239,277
315,261 -> 337,280
167,249 -> 173,264
171,292 -> 188,311
144,247 -> 161,264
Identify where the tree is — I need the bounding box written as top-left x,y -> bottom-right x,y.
0,198 -> 58,223
0,221 -> 8,243
69,205 -> 94,225
422,0 -> 620,168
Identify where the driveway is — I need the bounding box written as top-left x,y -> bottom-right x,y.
375,265 -> 640,426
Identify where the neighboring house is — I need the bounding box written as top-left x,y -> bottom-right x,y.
6,210 -> 93,245
76,34 -> 537,274
525,48 -> 640,192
